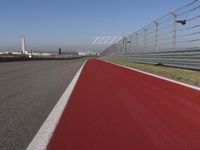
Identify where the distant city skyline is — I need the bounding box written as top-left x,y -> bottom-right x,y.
0,0 -> 192,52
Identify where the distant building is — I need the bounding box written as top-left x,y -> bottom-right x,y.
78,52 -> 86,56
78,51 -> 99,56
58,48 -> 62,55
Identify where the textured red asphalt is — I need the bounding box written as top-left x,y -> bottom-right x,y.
47,59 -> 200,150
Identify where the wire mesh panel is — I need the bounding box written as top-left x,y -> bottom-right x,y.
103,0 -> 200,54
103,0 -> 200,70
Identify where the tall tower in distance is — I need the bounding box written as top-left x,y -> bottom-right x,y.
21,36 -> 27,54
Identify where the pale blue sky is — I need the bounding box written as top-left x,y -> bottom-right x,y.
0,0 -> 192,51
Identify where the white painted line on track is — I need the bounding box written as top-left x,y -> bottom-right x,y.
26,61 -> 87,150
104,60 -> 200,91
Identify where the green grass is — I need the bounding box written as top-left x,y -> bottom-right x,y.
101,59 -> 200,87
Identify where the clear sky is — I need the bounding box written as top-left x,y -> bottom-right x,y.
0,0 -> 193,52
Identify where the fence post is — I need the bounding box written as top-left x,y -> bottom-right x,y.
154,21 -> 159,52
123,37 -> 127,54
171,12 -> 177,50
135,33 -> 138,52
125,37 -> 127,54
129,35 -> 133,52
143,28 -> 147,49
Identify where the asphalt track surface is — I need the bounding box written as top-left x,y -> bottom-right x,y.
0,59 -> 85,150
47,59 -> 200,150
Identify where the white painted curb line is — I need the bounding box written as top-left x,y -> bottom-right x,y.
26,61 -> 87,150
104,60 -> 200,91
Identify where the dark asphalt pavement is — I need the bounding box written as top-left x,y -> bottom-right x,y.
0,59 -> 85,150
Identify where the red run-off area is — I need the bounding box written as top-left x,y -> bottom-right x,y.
47,59 -> 200,150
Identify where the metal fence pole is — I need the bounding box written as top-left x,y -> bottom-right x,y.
122,37 -> 125,53
123,37 -> 127,54
171,12 -> 177,50
143,28 -> 147,49
129,36 -> 133,52
135,33 -> 138,52
154,21 -> 159,52
125,37 -> 127,54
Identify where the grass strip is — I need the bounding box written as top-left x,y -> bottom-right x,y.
102,59 -> 200,87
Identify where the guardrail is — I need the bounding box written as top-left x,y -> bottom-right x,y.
102,0 -> 200,70
105,49 -> 200,70
31,55 -> 83,60
0,55 -> 83,62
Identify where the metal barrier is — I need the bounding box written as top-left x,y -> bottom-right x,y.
102,0 -> 200,70
105,49 -> 200,70
0,55 -> 83,62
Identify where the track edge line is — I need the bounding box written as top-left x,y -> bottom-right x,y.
26,60 -> 87,150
